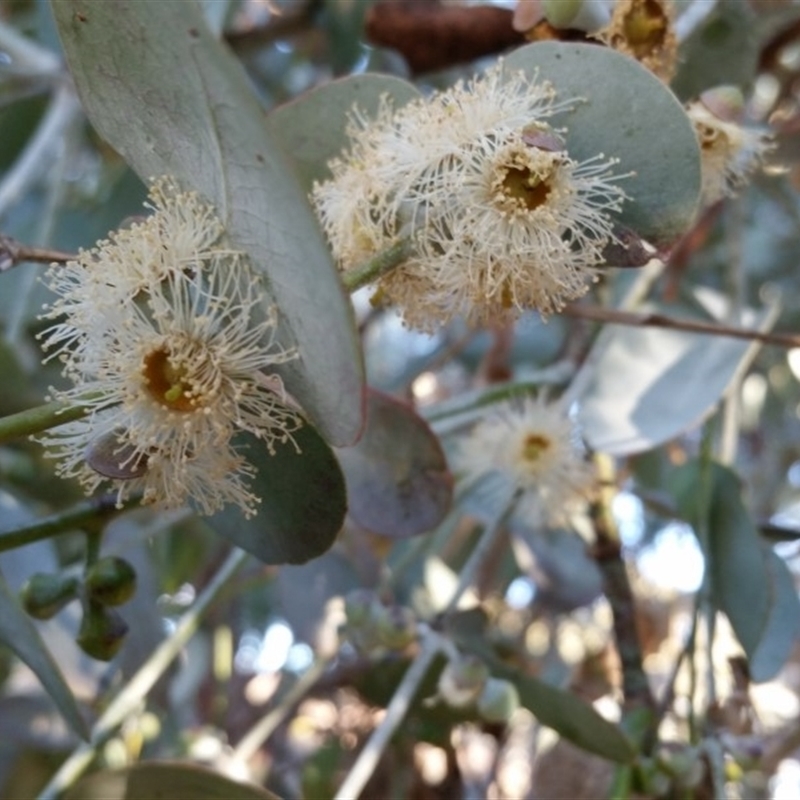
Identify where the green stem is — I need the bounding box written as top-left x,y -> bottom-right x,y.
341,238 -> 412,293
0,495 -> 137,554
0,399 -> 88,444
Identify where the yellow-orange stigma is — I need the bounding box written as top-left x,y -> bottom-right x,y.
623,0 -> 667,55
142,347 -> 199,412
522,433 -> 552,463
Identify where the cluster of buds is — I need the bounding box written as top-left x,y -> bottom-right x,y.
342,589 -> 418,658
20,555 -> 137,661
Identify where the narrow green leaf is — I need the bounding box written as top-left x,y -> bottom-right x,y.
266,74 -> 422,193
504,42 -> 701,244
459,638 -> 634,763
64,762 -> 280,800
669,461 -> 771,659
0,570 -> 88,740
209,424 -> 347,565
51,0 -> 364,446
749,548 -> 800,683
336,389 -> 453,538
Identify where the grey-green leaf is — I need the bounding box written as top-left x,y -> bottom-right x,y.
669,461 -> 771,659
504,42 -> 701,244
0,569 -> 88,740
266,73 -> 422,193
209,424 -> 347,565
64,762 -> 280,800
51,0 -> 364,447
461,639 -> 634,763
579,292 -> 772,456
336,389 -> 453,538
749,548 -> 800,683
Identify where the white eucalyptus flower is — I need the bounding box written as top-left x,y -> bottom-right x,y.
687,92 -> 773,206
455,395 -> 593,528
38,179 -> 302,517
312,63 -> 627,331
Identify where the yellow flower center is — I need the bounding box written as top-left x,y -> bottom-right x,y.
623,0 -> 667,54
142,347 -> 202,412
522,433 -> 552,463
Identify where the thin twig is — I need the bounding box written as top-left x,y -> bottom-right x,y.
562,303 -> 797,349
334,505 -> 512,800
0,399 -> 89,444
333,631 -> 443,800
0,234 -> 75,271
36,547 -> 249,800
341,238 -> 412,293
590,455 -> 655,720
0,495 -> 139,554
231,654 -> 332,764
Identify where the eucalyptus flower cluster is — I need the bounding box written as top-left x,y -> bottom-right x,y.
39,178 -> 303,517
313,62 -> 628,331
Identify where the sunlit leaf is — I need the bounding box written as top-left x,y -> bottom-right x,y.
504,42 -> 701,244
579,290 -> 774,456
336,390 -> 453,538
209,424 -> 347,565
51,0 -> 364,446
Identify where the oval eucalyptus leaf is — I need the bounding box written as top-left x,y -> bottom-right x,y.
671,1 -> 759,101
459,637 -> 634,763
266,74 -> 422,193
336,389 -> 452,538
209,424 -> 346,565
579,291 -> 773,456
64,762 -> 279,800
749,548 -> 800,683
51,0 -> 364,447
669,461 -> 771,659
0,568 -> 88,740
503,42 -> 701,244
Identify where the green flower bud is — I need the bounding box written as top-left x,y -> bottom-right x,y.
85,557 -> 137,606
344,589 -> 380,628
19,573 -> 80,620
437,655 -> 490,709
542,0 -> 583,28
77,602 -> 129,661
476,677 -> 519,723
374,604 -> 417,651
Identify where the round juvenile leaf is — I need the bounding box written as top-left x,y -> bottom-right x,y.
52,0 -> 364,447
504,42 -> 701,244
671,1 -> 759,101
336,390 -> 453,538
266,74 -> 422,193
64,762 -> 279,800
209,424 -> 347,565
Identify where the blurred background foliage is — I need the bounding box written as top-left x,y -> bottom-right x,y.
2,0 -> 800,798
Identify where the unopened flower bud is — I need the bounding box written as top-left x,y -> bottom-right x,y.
374,604 -> 417,651
437,655 -> 490,708
77,603 -> 128,661
476,677 -> 520,723
85,556 -> 137,606
19,573 -> 80,620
